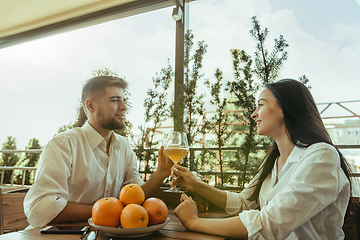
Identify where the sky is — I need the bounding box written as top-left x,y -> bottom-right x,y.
0,0 -> 360,150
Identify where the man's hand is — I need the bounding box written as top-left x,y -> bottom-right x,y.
141,146 -> 171,198
156,145 -> 171,179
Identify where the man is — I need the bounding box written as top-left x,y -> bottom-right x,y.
24,76 -> 170,227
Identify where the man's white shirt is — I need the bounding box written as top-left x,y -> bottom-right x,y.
24,121 -> 143,227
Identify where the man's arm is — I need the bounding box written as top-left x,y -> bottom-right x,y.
141,146 -> 171,198
49,201 -> 93,224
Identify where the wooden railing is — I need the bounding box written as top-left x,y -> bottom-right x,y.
0,167 -> 37,187
0,149 -> 41,187
1,146 -> 360,187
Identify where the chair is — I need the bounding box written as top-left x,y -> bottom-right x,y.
343,197 -> 360,239
0,187 -> 29,234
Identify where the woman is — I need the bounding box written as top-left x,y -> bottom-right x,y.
173,79 -> 352,239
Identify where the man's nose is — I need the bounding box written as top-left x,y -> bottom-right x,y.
119,100 -> 127,110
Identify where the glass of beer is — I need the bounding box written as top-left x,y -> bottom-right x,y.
163,131 -> 189,192
162,133 -> 174,169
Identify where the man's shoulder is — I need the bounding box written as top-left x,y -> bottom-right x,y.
112,133 -> 133,151
50,127 -> 86,144
113,132 -> 128,142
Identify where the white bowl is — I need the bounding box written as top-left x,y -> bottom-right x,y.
88,217 -> 171,238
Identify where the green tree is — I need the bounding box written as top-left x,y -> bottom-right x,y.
226,15 -> 291,188
56,123 -> 73,135
204,68 -> 236,187
176,30 -> 207,168
16,138 -> 41,185
1,136 -> 20,184
227,49 -> 264,188
250,16 -> 289,83
132,61 -> 173,181
299,74 -> 311,89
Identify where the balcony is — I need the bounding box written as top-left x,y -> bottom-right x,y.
1,145 -> 360,192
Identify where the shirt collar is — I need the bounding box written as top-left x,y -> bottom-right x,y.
82,121 -> 121,150
82,121 -> 105,150
287,145 -> 306,163
110,132 -> 121,149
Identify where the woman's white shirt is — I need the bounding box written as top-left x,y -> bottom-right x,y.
225,142 -> 350,240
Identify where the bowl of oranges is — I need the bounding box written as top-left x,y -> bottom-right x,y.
88,184 -> 170,237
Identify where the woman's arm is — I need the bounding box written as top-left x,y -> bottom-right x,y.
174,194 -> 248,239
172,165 -> 227,209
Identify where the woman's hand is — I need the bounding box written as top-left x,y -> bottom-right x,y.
175,194 -> 248,239
174,194 -> 199,231
171,165 -> 200,192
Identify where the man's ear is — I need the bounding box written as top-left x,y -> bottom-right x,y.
85,98 -> 96,113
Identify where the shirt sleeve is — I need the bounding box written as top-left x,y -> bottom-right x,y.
239,144 -> 349,239
121,140 -> 144,187
23,134 -> 72,227
225,175 -> 260,214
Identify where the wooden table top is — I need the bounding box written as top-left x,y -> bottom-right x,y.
0,209 -> 231,240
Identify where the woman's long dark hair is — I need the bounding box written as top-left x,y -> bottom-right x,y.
248,79 -> 352,202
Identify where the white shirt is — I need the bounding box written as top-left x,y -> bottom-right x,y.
23,121 -> 144,227
225,142 -> 350,240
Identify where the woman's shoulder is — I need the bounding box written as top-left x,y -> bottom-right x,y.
305,142 -> 337,152
300,142 -> 339,161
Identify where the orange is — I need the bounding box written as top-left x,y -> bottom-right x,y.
92,197 -> 124,228
119,184 -> 145,206
142,197 -> 168,226
120,204 -> 149,228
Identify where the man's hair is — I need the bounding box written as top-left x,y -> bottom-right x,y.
81,75 -> 128,110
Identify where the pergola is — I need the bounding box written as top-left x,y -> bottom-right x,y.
0,0 -> 188,129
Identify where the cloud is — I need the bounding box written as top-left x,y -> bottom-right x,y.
270,17 -> 360,102
0,7 -> 177,148
330,22 -> 360,43
189,0 -> 360,105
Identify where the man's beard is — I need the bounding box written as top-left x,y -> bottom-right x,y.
97,109 -> 125,130
101,118 -> 124,130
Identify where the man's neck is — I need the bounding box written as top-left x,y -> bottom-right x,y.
88,121 -> 112,145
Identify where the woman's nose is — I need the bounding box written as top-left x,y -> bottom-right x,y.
251,110 -> 257,119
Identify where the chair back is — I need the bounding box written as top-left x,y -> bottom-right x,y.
0,188 -> 29,234
343,196 -> 360,239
